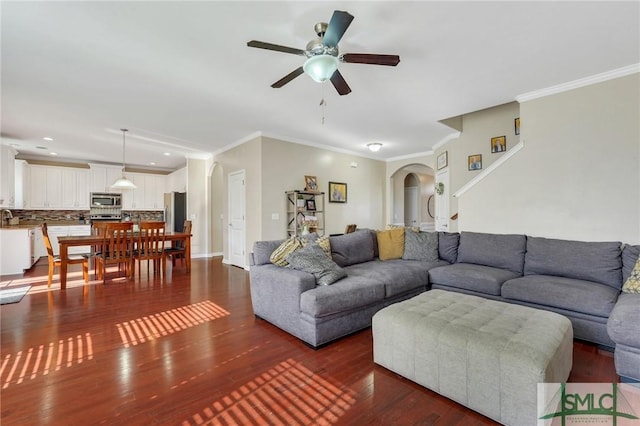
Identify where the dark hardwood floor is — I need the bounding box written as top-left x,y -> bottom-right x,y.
1,258 -> 617,425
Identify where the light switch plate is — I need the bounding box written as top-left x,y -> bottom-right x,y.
271,213 -> 279,220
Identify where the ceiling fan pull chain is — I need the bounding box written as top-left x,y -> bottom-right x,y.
320,85 -> 326,125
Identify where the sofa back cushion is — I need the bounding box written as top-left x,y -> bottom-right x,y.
438,232 -> 460,263
253,239 -> 285,265
330,230 -> 375,267
456,231 -> 526,274
622,244 -> 640,283
524,236 -> 622,289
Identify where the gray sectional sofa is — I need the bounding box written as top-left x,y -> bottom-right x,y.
249,229 -> 640,382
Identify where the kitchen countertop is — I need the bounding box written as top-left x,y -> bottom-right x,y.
1,220 -> 90,229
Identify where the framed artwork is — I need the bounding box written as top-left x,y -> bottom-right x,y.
437,151 -> 448,170
515,117 -> 520,135
304,175 -> 318,192
305,199 -> 316,211
491,136 -> 506,153
468,154 -> 482,171
329,181 -> 347,203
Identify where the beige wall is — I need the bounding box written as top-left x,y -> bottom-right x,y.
186,158 -> 208,256
212,135 -> 387,265
457,74 -> 640,244
434,102 -> 521,231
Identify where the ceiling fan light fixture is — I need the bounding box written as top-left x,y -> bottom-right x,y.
111,128 -> 137,190
303,54 -> 338,83
367,142 -> 383,152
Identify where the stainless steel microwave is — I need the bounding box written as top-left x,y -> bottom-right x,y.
90,192 -> 122,207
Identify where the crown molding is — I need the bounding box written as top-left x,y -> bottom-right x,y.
516,64 -> 640,103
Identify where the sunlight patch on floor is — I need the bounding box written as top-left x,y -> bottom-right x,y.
0,333 -> 94,389
116,300 -> 230,348
184,358 -> 357,425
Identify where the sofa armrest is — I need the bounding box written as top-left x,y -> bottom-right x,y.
249,264 -> 316,323
607,293 -> 640,348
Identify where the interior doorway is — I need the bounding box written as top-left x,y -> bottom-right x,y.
390,164 -> 435,231
228,170 -> 246,268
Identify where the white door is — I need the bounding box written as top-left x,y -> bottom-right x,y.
435,169 -> 450,232
404,186 -> 418,227
228,170 -> 246,268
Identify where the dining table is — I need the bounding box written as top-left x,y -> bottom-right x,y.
56,231 -> 192,289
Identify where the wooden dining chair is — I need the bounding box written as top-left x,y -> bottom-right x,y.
95,222 -> 134,284
344,224 -> 357,234
164,220 -> 191,272
133,221 -> 166,279
42,223 -> 89,288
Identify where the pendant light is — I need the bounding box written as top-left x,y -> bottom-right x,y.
110,128 -> 137,190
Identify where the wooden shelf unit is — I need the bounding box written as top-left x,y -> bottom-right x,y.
285,190 -> 325,237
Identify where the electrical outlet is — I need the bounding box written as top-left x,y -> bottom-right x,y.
66,214 -> 71,219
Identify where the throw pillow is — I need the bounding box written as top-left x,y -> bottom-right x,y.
316,234 -> 331,258
377,228 -> 405,260
270,236 -> 304,266
286,243 -> 347,286
386,224 -> 420,233
402,230 -> 439,262
622,256 -> 640,293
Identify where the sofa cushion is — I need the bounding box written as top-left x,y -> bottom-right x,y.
300,275 -> 385,317
456,232 -> 526,274
524,236 -> 622,289
330,230 -> 375,267
377,228 -> 405,261
438,232 -> 460,264
286,243 -> 347,286
607,293 -> 640,347
622,256 -> 640,294
402,230 -> 439,261
502,275 -> 620,318
346,259 -> 439,297
428,263 -> 520,296
622,244 -> 640,283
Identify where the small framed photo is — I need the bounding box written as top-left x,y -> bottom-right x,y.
468,154 -> 482,171
491,136 -> 506,153
329,181 -> 347,203
437,151 -> 448,170
514,117 -> 520,135
305,199 -> 316,211
304,175 -> 318,192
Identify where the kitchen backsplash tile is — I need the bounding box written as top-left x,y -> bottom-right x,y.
11,210 -> 163,222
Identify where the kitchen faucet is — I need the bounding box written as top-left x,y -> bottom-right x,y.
1,209 -> 13,227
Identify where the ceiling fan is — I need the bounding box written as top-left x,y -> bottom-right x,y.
247,10 -> 400,96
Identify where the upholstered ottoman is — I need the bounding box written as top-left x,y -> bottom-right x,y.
373,289 -> 573,426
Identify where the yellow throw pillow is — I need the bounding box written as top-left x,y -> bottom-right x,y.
377,228 -> 405,260
316,234 -> 332,258
622,257 -> 640,293
270,236 -> 304,266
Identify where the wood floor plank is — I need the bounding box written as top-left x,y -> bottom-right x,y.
1,258 -> 619,425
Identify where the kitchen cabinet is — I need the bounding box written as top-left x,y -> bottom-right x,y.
29,166 -> 63,209
61,168 -> 90,209
0,144 -> 16,208
33,226 -> 47,260
122,172 -> 165,210
0,228 -> 35,275
88,164 -> 123,193
14,160 -> 29,209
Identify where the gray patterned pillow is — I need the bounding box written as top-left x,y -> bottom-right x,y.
286,243 -> 347,285
402,230 -> 439,261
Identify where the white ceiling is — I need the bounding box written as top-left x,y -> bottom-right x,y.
2,1 -> 639,171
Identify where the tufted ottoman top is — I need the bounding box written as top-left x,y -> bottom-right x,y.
373,289 -> 574,426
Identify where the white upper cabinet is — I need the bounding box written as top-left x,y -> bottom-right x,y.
121,172 -> 165,211
29,166 -> 63,209
0,145 -> 16,208
61,168 -> 90,209
88,163 -> 124,193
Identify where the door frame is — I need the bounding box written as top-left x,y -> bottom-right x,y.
227,170 -> 246,268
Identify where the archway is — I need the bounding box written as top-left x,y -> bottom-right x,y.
390,163 -> 435,231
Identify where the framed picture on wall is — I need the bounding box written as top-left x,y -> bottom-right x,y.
468,154 -> 482,171
515,118 -> 520,135
491,136 -> 506,153
437,151 -> 448,170
304,175 -> 318,192
329,181 -> 347,203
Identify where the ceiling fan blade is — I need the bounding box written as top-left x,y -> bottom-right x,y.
341,53 -> 400,66
330,70 -> 352,96
247,40 -> 306,56
323,11 -> 354,47
271,67 -> 305,88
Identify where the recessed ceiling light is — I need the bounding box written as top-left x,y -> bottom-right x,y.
36,146 -> 48,150
43,137 -> 53,141
150,162 -> 156,166
50,152 -> 58,156
163,152 -> 171,156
